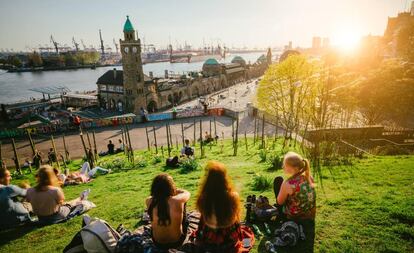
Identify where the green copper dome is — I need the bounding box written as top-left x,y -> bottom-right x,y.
123,15 -> 134,32
204,58 -> 219,65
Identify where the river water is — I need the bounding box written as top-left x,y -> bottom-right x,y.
0,52 -> 264,104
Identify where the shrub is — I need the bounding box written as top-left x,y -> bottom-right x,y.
259,149 -> 267,162
373,145 -> 411,156
180,158 -> 199,173
153,155 -> 163,164
270,153 -> 284,170
252,174 -> 272,191
137,160 -> 148,168
99,158 -> 127,171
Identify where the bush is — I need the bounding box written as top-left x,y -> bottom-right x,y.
259,149 -> 268,162
252,174 -> 272,191
269,153 -> 284,170
99,158 -> 128,171
180,158 -> 199,173
373,145 -> 411,156
137,160 -> 148,168
153,155 -> 163,164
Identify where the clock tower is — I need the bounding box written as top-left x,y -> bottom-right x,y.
120,15 -> 145,113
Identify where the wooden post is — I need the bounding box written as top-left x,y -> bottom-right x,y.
92,131 -> 98,161
166,124 -> 171,157
199,120 -> 204,157
181,122 -> 185,146
27,130 -> 36,156
209,120 -> 212,139
168,124 -> 173,148
261,114 -> 265,149
253,117 -> 257,145
175,136 -> 179,150
233,115 -> 239,156
86,131 -> 93,151
79,132 -> 88,160
245,131 -> 248,151
231,118 -> 235,146
50,135 -> 60,170
193,119 -> 196,146
161,145 -> 165,157
214,117 -> 217,138
221,131 -> 224,153
62,134 -> 69,162
125,124 -> 134,163
121,129 -> 127,155
11,138 -> 21,174
145,126 -> 151,151
153,126 -> 158,154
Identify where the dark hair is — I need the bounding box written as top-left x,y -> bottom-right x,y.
148,173 -> 177,226
185,139 -> 190,145
196,161 -> 241,227
0,167 -> 8,179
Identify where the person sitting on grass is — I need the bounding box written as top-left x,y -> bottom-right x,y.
107,140 -> 115,155
195,161 -> 252,252
273,152 -> 316,220
26,165 -> 89,224
0,167 -> 32,229
180,139 -> 194,158
116,139 -> 125,153
146,173 -> 191,250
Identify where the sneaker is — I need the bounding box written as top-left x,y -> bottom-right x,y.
80,189 -> 91,200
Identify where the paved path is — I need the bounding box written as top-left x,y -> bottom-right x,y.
2,115 -> 283,167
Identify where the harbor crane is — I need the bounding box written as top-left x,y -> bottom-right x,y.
50,35 -> 59,54
113,38 -> 119,53
99,29 -> 105,55
72,37 -> 80,52
81,39 -> 87,50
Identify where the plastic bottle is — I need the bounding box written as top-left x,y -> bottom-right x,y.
264,222 -> 272,235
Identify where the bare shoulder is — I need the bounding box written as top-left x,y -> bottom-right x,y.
145,196 -> 152,207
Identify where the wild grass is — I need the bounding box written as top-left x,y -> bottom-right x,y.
1,138 -> 413,253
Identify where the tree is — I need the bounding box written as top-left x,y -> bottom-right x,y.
27,52 -> 43,67
7,55 -> 22,68
256,55 -> 314,146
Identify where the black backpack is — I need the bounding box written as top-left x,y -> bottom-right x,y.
184,146 -> 194,156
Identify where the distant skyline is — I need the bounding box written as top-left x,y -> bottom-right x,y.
0,0 -> 409,51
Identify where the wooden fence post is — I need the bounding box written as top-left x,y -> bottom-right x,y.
145,126 -> 151,151
199,120 -> 204,157
214,117 -> 217,138
86,131 -> 93,151
233,115 -> 239,156
153,126 -> 158,154
253,117 -> 257,145
166,124 -> 171,157
27,130 -> 36,156
62,134 -> 70,162
92,131 -> 98,162
11,138 -> 21,174
193,119 -> 196,146
181,122 -> 185,146
209,120 -> 212,139
50,135 -> 60,170
125,124 -> 134,163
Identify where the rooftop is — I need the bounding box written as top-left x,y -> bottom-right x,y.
123,15 -> 134,32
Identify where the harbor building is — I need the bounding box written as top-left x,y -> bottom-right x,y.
97,16 -> 271,114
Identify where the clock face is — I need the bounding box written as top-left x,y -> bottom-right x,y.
124,47 -> 129,53
132,47 -> 138,53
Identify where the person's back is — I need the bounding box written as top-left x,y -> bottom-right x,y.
26,185 -> 63,217
146,174 -> 190,249
0,185 -> 31,228
148,195 -> 186,244
284,174 -> 316,219
107,141 -> 115,154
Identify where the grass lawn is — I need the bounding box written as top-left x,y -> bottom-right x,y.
1,138 -> 413,253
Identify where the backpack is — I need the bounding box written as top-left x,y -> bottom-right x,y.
184,146 -> 194,156
64,215 -> 121,253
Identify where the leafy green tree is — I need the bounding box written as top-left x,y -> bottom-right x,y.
27,52 -> 43,67
7,55 -> 22,68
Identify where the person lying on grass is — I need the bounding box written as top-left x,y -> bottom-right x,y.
0,167 -> 32,229
273,152 -> 316,220
26,165 -> 91,225
195,161 -> 253,252
146,173 -> 191,250
63,162 -> 111,185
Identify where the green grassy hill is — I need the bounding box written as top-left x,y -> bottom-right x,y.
1,139 -> 413,253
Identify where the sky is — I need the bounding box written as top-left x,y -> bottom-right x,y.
0,0 -> 409,51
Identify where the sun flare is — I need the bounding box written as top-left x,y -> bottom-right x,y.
332,26 -> 362,51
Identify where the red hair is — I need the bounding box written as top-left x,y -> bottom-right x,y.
196,161 -> 241,227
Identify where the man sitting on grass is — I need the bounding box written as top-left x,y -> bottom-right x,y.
0,167 -> 32,229
180,139 -> 194,158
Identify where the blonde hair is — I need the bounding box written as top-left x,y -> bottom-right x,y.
35,165 -> 59,191
283,152 -> 312,183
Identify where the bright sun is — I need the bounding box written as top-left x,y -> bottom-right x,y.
332,26 -> 362,51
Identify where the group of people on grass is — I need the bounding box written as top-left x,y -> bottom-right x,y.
143,151 -> 316,252
0,147 -> 316,252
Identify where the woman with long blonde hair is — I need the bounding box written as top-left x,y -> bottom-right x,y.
26,165 -> 82,224
274,152 -> 316,220
195,161 -> 251,252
